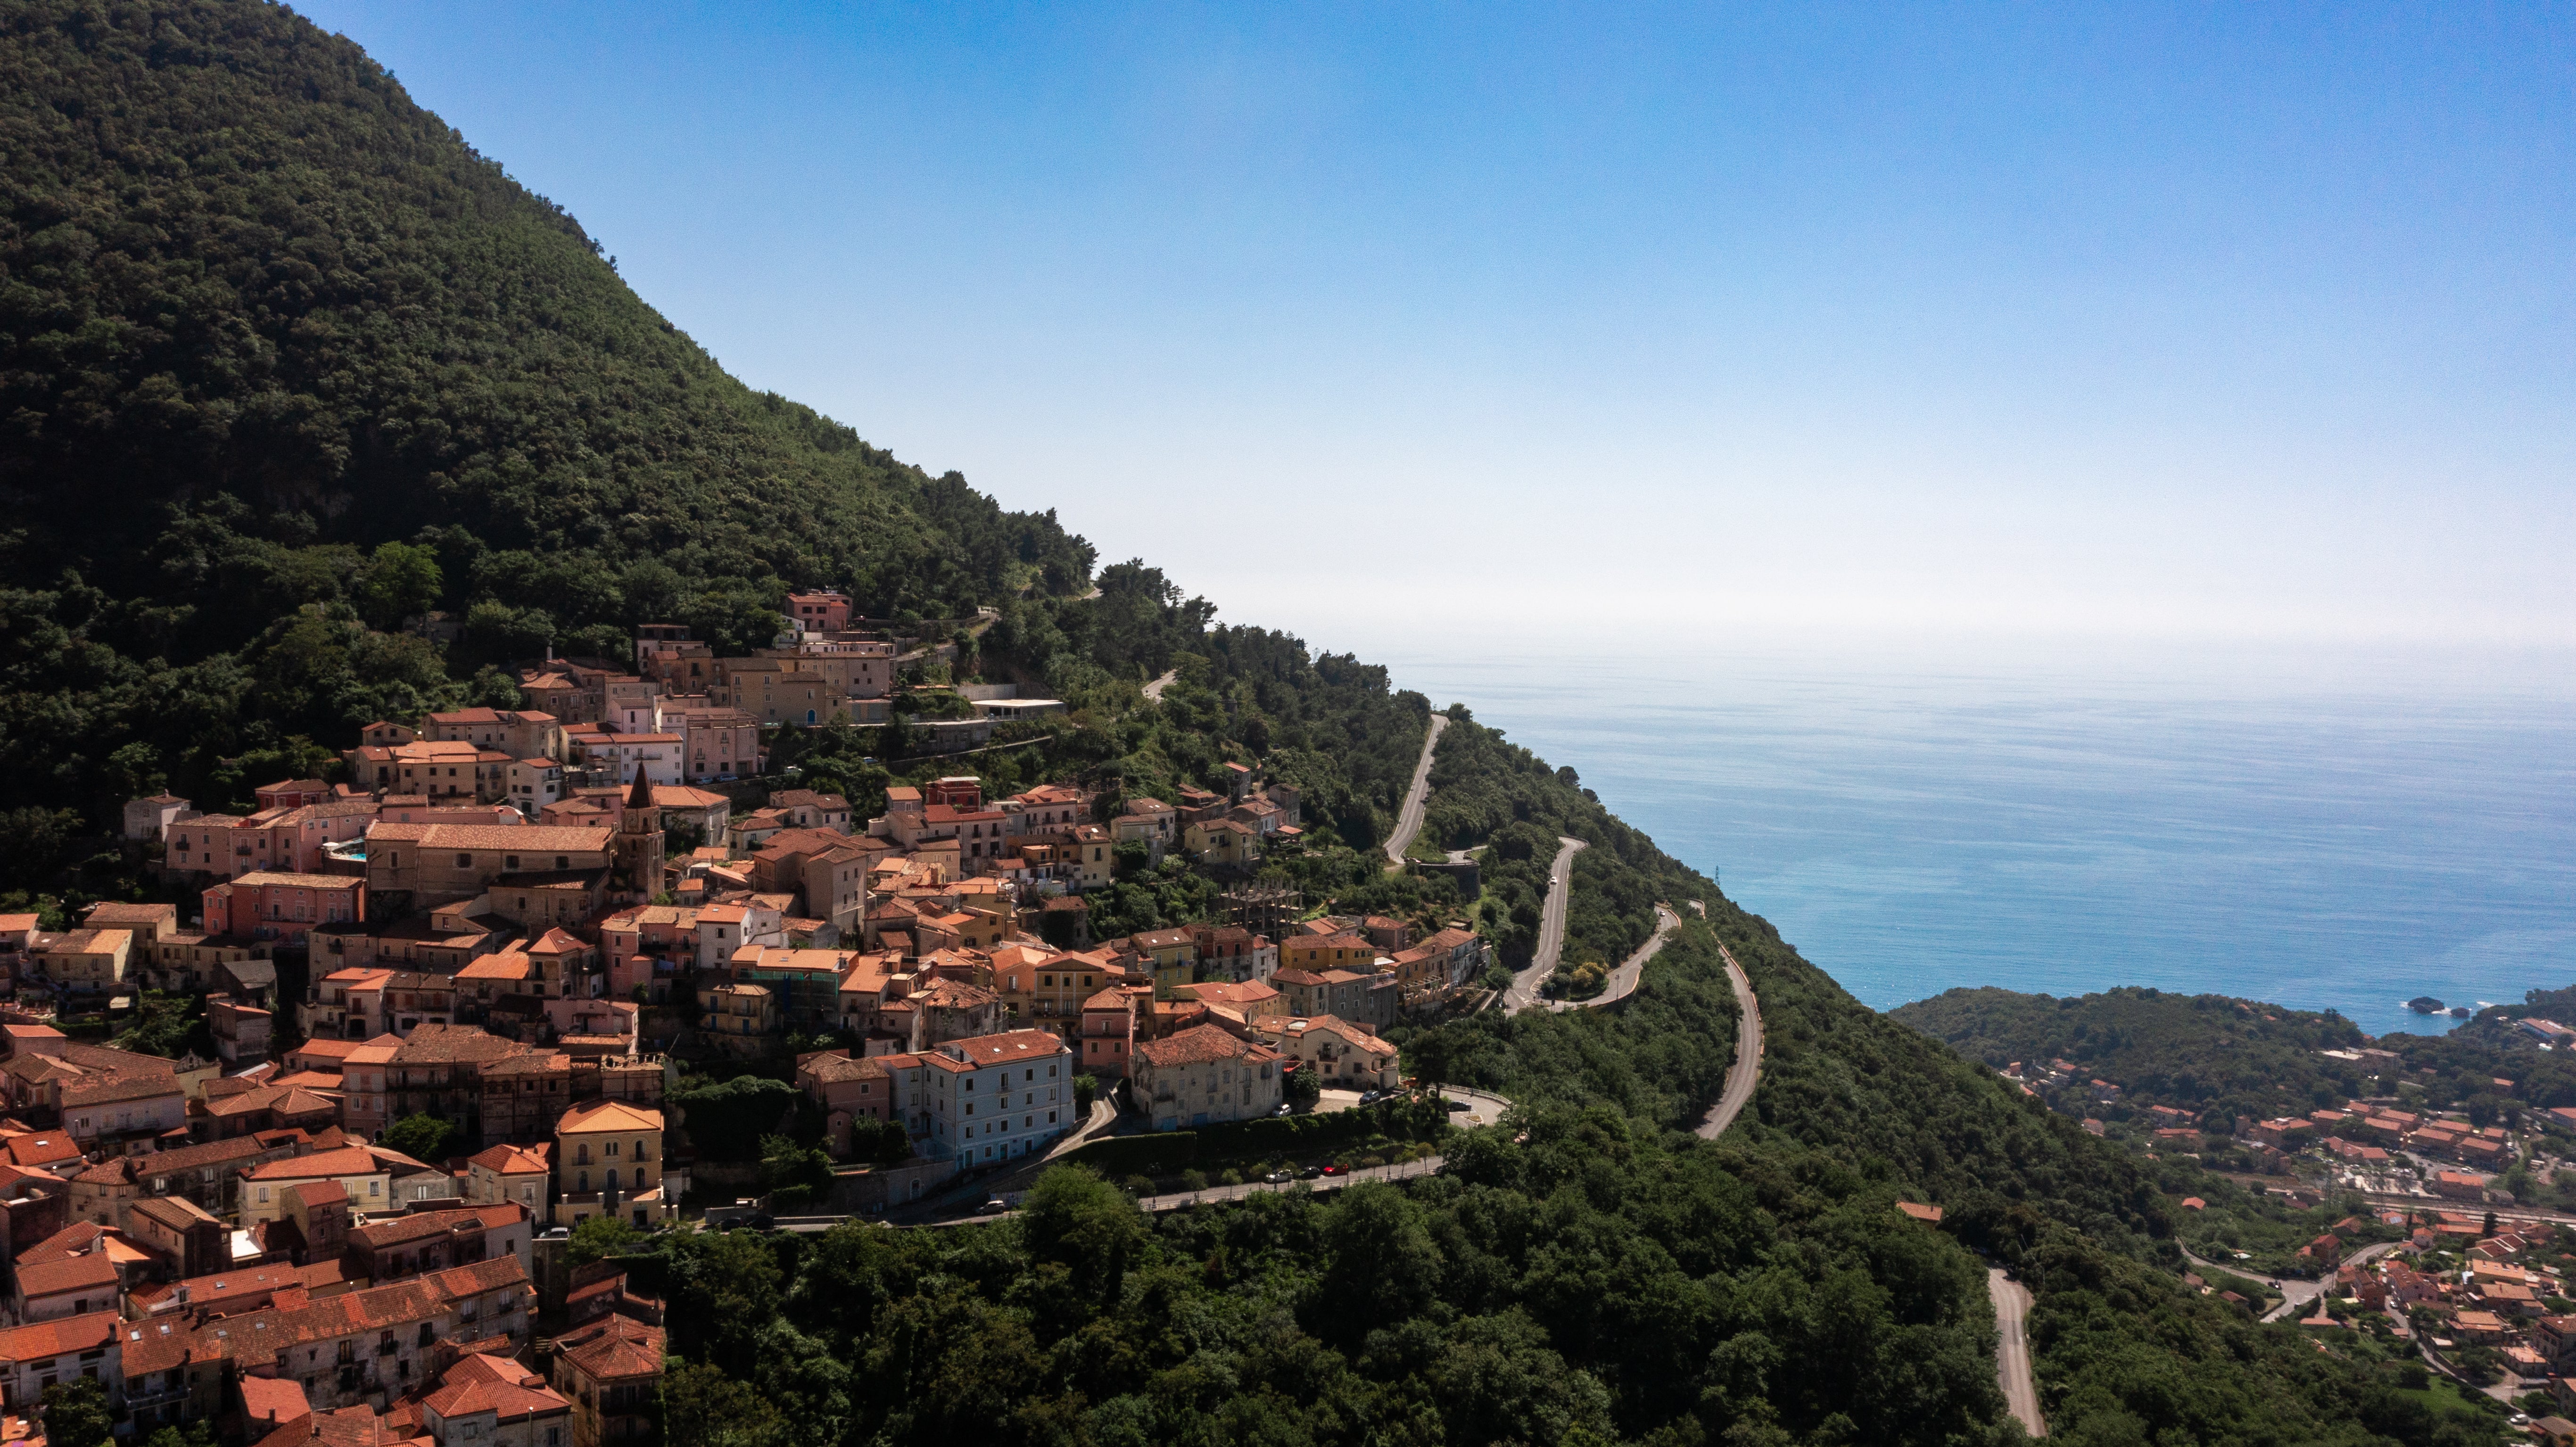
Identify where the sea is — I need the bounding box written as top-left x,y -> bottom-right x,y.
1359,637 -> 2576,1039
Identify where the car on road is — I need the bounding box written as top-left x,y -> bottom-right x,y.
1357,1089 -> 1382,1104
1263,1170 -> 1293,1184
1320,1164 -> 1346,1176
1442,1098 -> 1470,1112
981,1198 -> 1009,1214
1297,1165 -> 1323,1179
1549,876 -> 1558,887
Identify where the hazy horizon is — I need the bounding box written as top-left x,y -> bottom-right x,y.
298,2 -> 2574,666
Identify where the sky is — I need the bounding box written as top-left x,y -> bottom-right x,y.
298,2 -> 2576,668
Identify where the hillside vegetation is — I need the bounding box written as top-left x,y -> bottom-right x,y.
0,0 -> 1090,834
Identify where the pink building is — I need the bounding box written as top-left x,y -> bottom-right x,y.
201,871 -> 364,944
786,591 -> 851,632
1079,987 -> 1135,1078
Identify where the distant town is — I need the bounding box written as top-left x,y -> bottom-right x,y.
0,591 -> 1491,1447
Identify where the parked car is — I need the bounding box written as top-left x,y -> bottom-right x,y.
1320,1164 -> 1346,1176
1263,1170 -> 1294,1184
981,1198 -> 1009,1214
1298,1165 -> 1324,1179
1443,1098 -> 1470,1112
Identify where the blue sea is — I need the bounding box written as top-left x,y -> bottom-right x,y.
1363,640 -> 2576,1039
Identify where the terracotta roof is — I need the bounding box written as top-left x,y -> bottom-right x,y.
558,1314 -> 664,1382
0,1309 -> 119,1363
1135,1024 -> 1260,1069
15,1251 -> 118,1299
227,871 -> 360,890
62,1071 -> 183,1108
351,1204 -> 523,1250
239,1373 -> 310,1427
802,1053 -> 889,1085
245,1146 -> 381,1181
556,1100 -> 662,1135
467,1144 -> 550,1174
2,1135 -> 78,1168
132,1134 -> 280,1176
416,824 -> 611,852
128,1195 -> 221,1232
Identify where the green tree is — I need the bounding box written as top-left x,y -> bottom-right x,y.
1072,1074 -> 1098,1113
380,1112 -> 456,1163
759,1133 -> 834,1210
1018,1165 -> 1144,1301
661,1361 -> 788,1447
106,742 -> 166,801
567,1213 -> 644,1266
40,1379 -> 111,1447
355,541 -> 445,629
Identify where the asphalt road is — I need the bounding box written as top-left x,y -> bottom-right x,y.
1513,904 -> 1679,1014
1382,714 -> 1450,868
1696,942 -> 1764,1139
1502,837 -> 1587,1014
1988,1269 -> 2046,1437
1142,669 -> 1178,701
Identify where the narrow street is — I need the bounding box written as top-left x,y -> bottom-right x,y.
1501,837 -> 1586,1014
1382,714 -> 1449,868
1989,1269 -> 2046,1437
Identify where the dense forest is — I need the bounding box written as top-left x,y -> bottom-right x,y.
0,0 -> 1092,842
1894,985 -> 2576,1139
0,4 -> 2519,1445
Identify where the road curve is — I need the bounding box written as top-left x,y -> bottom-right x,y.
1142,669 -> 1178,701
1989,1269 -> 2046,1437
1502,837 -> 1588,1014
1383,714 -> 1450,868
1696,942 -> 1763,1138
2180,1240 -> 2400,1324
1527,904 -> 1679,1013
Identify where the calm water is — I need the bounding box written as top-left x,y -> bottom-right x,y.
1366,642 -> 2576,1039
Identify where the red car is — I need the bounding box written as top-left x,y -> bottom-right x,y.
1320,1164 -> 1346,1176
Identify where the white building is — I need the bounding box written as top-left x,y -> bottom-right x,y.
922,1030 -> 1075,1165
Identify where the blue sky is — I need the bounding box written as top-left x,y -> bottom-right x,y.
300,2 -> 2576,664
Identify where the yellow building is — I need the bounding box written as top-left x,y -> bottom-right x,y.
553,1100 -> 674,1230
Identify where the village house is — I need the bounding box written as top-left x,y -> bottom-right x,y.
553,1100 -> 672,1230
201,871 -> 365,944
553,1312 -> 664,1447
241,1148 -> 394,1226
1133,1024 -> 1284,1131
921,1030 -> 1075,1165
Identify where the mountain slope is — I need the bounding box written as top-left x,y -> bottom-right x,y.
0,0 -> 1089,822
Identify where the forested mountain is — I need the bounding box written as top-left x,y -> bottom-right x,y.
1896,984 -> 2576,1133
0,5 -> 2509,1446
0,0 -> 1090,829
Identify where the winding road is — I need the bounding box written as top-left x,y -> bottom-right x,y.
2180,1240 -> 2401,1324
1696,940 -> 1763,1138
1501,837 -> 1587,1014
1989,1270 -> 2046,1437
1142,669 -> 1178,701
1382,714 -> 1450,868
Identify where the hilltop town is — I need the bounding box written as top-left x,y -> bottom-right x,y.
0,592 -> 1491,1447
